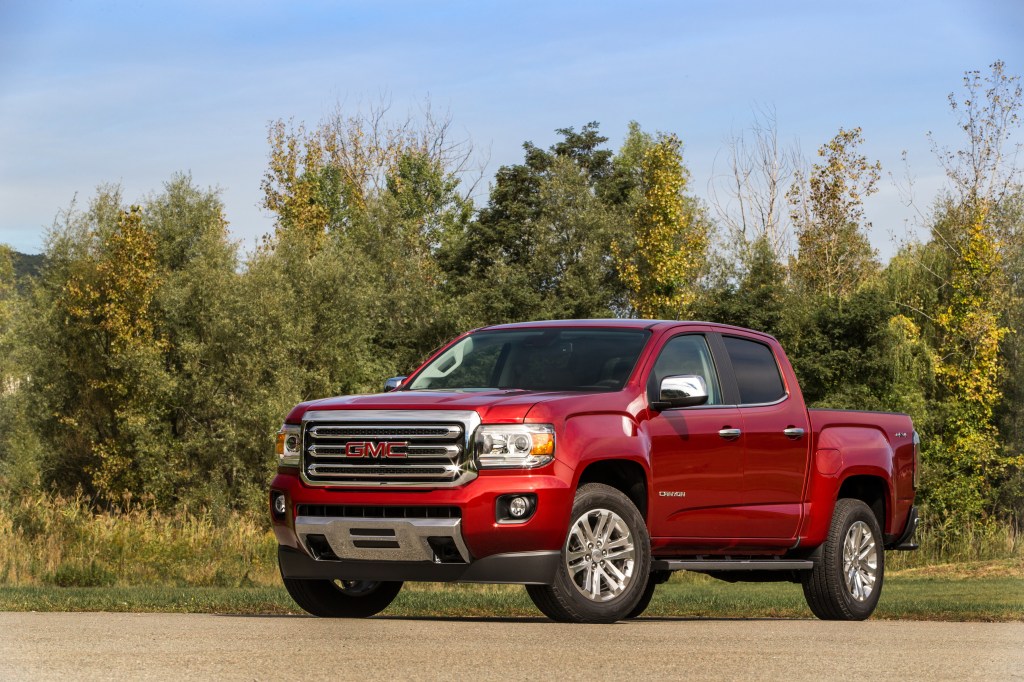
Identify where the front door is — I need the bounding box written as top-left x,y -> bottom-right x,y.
644,333 -> 748,539
648,407 -> 747,538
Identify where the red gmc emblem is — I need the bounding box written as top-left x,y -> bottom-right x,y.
344,441 -> 408,458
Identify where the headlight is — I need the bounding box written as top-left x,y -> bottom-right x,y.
474,424 -> 555,469
275,424 -> 302,468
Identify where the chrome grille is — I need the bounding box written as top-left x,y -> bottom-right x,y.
308,443 -> 461,458
308,425 -> 461,439
301,410 -> 477,487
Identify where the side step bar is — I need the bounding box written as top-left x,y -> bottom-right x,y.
653,559 -> 814,572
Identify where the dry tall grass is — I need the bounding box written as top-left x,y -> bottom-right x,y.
0,494 -> 1018,586
0,493 -> 278,586
887,516 -> 1021,570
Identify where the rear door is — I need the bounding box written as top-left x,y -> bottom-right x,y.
719,334 -> 810,539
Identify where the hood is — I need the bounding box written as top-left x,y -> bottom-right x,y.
285,389 -> 583,424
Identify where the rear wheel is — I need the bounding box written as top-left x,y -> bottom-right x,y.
801,498 -> 884,620
279,552 -> 403,617
527,483 -> 651,623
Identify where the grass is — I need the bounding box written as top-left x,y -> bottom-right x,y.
0,493 -> 1020,621
0,492 -> 279,587
1,568 -> 1020,621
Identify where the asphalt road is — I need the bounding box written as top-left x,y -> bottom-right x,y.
1,613 -> 1021,681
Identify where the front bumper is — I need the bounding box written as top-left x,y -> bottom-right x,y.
295,514 -> 473,563
270,462 -> 574,581
278,545 -> 560,584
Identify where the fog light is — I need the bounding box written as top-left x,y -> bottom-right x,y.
272,492 -> 287,518
496,493 -> 536,523
509,496 -> 530,518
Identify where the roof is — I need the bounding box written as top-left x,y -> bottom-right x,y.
477,319 -> 780,343
480,319 -> 663,331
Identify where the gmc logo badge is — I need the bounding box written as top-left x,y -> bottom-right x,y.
344,441 -> 408,458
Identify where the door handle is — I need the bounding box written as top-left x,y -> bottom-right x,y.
718,428 -> 742,439
783,427 -> 806,439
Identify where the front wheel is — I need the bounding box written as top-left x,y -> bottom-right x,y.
280,552 -> 403,617
625,570 -> 670,619
527,483 -> 651,623
801,498 -> 884,620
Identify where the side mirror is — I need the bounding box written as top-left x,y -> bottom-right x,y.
655,375 -> 709,409
384,376 -> 407,392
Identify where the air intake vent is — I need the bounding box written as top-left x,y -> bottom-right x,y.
296,505 -> 462,519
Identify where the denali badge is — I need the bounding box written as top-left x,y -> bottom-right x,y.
659,491 -> 686,497
345,441 -> 409,458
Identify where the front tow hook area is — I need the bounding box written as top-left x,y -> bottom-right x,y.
427,537 -> 466,563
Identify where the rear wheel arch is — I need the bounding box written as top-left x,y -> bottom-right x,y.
836,474 -> 889,534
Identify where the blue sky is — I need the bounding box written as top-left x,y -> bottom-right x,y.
1,0 -> 1022,257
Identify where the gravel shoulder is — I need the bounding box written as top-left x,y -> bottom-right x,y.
1,612 -> 1021,681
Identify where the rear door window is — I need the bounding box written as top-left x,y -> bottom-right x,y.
722,336 -> 786,405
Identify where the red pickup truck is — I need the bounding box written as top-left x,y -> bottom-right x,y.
270,320 -> 919,623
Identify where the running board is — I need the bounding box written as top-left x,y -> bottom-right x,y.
653,559 -> 814,572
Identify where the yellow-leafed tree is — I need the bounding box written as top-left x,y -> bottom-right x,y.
924,61 -> 1023,527
614,132 -> 707,319
60,204 -> 169,501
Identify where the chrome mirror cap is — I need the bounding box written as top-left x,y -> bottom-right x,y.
383,376 -> 407,392
658,375 -> 709,408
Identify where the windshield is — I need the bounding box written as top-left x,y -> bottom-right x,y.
406,328 -> 649,392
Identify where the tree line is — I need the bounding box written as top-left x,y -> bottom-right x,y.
0,63 -> 1021,541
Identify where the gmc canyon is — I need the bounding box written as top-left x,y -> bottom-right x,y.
270,320 -> 919,623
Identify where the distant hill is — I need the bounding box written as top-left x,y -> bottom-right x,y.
2,249 -> 46,292
11,251 -> 45,282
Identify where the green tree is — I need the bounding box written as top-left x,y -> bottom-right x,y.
0,246 -> 44,492
450,123 -> 627,324
0,245 -> 13,366
0,244 -> 17,438
923,61 -> 1023,528
28,191 -> 173,503
789,127 -> 881,300
698,234 -> 787,336
144,175 -> 286,510
992,190 -> 1024,524
260,105 -> 477,390
367,149 -> 473,370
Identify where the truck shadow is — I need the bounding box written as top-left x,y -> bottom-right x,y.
374,615 -> 798,623
215,614 -> 797,623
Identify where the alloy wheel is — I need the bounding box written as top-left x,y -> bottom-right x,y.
842,520 -> 878,602
564,508 -> 636,602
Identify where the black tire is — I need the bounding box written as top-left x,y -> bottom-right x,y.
526,483 -> 651,624
625,570 -> 670,619
279,554 -> 403,618
802,498 -> 885,621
